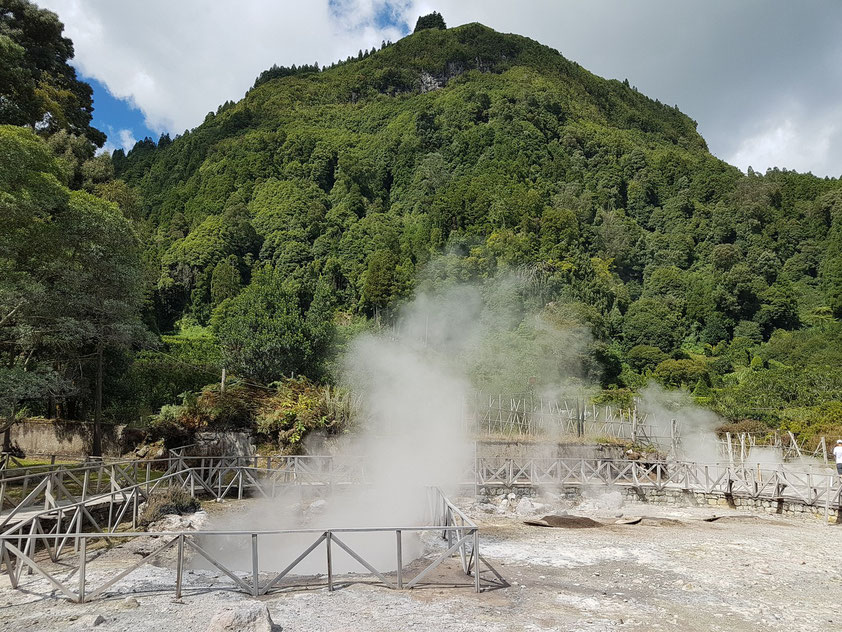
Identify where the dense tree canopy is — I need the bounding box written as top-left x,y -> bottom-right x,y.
414,12 -> 446,32
0,0 -> 104,145
211,269 -> 334,384
109,22 -> 842,443
0,125 -> 144,451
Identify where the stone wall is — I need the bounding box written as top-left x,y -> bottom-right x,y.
478,481 -> 840,523
187,432 -> 255,457
620,486 -> 841,523
8,420 -> 127,457
8,426 -> 255,460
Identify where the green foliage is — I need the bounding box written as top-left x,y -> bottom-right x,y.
626,345 -> 667,373
0,0 -> 104,145
110,22 -> 841,442
210,256 -> 241,307
779,401 -> 842,446
5,17 -> 842,447
138,487 -> 201,528
256,377 -> 342,449
0,126 -> 145,439
111,319 -> 222,421
414,11 -> 446,32
211,270 -> 334,384
147,377 -> 349,452
146,407 -> 192,447
622,298 -> 685,352
653,358 -> 708,387
362,249 -> 399,314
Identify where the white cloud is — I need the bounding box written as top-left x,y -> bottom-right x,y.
728,113 -> 841,177
40,0 -> 407,134
99,126 -> 138,155
40,0 -> 842,176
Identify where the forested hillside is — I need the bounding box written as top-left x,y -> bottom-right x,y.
3,6 -> 842,451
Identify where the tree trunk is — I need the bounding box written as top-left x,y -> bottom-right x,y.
2,405 -> 14,452
92,344 -> 103,457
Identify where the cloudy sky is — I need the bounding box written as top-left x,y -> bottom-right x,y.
39,0 -> 842,177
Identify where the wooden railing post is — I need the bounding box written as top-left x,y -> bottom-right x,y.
396,530 -> 403,589
326,532 -> 333,592
78,538 -> 86,603
251,533 -> 259,596
175,534 -> 184,599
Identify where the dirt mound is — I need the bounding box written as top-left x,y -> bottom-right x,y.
638,516 -> 684,527
524,514 -> 603,528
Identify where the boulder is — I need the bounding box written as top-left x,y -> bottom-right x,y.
595,491 -> 624,511
206,603 -> 275,632
70,614 -> 105,628
148,510 -> 208,533
516,497 -> 536,516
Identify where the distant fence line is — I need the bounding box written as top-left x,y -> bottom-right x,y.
0,449 -> 838,603
2,451 -> 839,529
1,393 -> 833,470
463,393 -> 665,442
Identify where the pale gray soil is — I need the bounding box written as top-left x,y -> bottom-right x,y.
0,494 -> 840,632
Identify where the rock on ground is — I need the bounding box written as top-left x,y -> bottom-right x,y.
70,614 -> 105,628
148,510 -> 208,533
579,490 -> 624,511
516,497 -> 546,516
206,602 -> 275,632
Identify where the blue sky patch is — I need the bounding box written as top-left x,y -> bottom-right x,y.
87,75 -> 156,153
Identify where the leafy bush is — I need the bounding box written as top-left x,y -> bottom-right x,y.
779,401 -> 842,447
193,386 -> 260,430
653,358 -> 709,387
139,487 -> 201,528
256,377 -> 347,451
592,388 -> 635,409
626,345 -> 668,373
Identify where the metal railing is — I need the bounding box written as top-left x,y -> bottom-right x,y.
4,452 -> 840,528
0,458 -> 506,602
474,457 -> 842,513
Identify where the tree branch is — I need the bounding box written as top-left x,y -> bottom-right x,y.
0,301 -> 25,328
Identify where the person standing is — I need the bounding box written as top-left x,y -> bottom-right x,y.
834,440 -> 842,475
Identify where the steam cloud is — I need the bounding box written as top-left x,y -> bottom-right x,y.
199,286 -> 486,575
200,279 -> 830,579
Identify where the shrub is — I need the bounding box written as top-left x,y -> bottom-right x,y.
256,377 -> 347,451
194,385 -> 259,430
626,345 -> 668,372
592,388 -> 635,409
139,487 -> 201,528
653,358 -> 708,387
147,407 -> 192,448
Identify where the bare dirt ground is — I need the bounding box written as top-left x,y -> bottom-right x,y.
0,493 -> 840,632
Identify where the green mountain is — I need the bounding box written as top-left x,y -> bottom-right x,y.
110,22 -> 842,439
5,14 -> 842,447
117,22 -> 723,325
